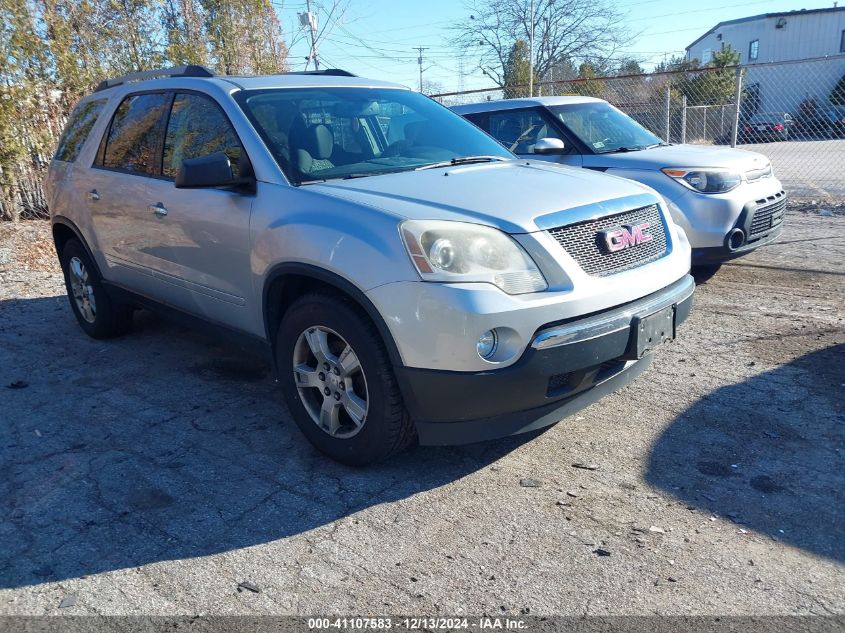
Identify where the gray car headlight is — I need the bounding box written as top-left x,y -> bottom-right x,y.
662,168 -> 742,193
401,220 -> 547,295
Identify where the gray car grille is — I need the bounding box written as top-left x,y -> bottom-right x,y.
749,191 -> 786,237
547,204 -> 669,277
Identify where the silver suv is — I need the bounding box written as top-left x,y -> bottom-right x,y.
45,66 -> 694,465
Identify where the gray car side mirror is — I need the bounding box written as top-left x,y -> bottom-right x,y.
533,137 -> 566,155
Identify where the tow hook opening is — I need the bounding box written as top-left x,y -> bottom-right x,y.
726,228 -> 745,251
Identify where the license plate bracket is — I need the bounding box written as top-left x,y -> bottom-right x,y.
627,305 -> 676,359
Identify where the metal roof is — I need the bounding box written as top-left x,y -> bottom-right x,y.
685,7 -> 845,52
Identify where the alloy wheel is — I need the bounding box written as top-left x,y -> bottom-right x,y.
69,256 -> 97,323
292,326 -> 369,438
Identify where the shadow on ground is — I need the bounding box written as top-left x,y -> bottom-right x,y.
646,344 -> 845,563
0,296 -> 532,589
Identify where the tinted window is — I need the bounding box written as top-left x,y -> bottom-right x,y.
487,109 -> 565,154
163,93 -> 243,179
54,100 -> 106,162
235,87 -> 511,184
101,93 -> 170,174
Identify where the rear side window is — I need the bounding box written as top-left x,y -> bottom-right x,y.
54,100 -> 106,162
163,93 -> 243,179
100,93 -> 171,175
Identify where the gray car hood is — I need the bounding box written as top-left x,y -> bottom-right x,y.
309,160 -> 659,234
583,143 -> 770,172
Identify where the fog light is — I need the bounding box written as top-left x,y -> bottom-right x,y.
477,329 -> 498,359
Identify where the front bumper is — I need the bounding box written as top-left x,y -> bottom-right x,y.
396,275 -> 695,445
691,190 -> 785,264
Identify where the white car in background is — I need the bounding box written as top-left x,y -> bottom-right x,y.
454,96 -> 785,268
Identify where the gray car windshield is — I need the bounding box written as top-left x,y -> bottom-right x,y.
550,102 -> 663,153
236,87 -> 513,184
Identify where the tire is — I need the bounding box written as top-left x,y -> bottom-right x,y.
691,263 -> 722,284
60,238 -> 133,339
276,291 -> 415,465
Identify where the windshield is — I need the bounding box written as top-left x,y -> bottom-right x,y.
549,102 -> 663,153
235,87 -> 512,183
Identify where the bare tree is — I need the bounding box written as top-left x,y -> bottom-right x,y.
455,0 -> 630,89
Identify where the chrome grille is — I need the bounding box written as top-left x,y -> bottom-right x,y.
547,204 -> 668,277
749,191 -> 786,237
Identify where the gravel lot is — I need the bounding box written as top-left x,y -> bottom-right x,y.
0,209 -> 843,617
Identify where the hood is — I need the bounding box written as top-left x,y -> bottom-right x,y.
583,143 -> 771,173
308,160 -> 659,234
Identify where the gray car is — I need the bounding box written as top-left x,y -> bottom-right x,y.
454,96 -> 785,267
45,67 -> 693,465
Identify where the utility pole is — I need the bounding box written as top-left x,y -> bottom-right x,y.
528,0 -> 535,97
414,46 -> 429,92
300,0 -> 319,70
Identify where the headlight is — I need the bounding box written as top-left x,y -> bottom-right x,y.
662,168 -> 741,193
400,220 -> 547,295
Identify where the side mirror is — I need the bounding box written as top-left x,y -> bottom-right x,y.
175,152 -> 254,191
533,137 -> 566,155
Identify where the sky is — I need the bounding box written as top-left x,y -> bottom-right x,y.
273,0 -> 840,93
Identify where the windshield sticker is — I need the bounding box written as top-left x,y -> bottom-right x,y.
593,141 -> 605,149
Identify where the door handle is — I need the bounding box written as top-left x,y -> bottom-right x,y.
148,203 -> 168,217
88,190 -> 100,201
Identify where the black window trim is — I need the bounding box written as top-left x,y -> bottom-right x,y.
840,30 -> 845,54
92,88 -> 251,183
92,89 -> 175,181
749,39 -> 760,61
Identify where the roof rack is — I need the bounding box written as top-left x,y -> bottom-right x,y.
283,69 -> 357,77
94,65 -> 215,92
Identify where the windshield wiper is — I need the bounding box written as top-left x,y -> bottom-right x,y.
342,168 -> 418,180
415,155 -> 508,171
604,146 -> 646,153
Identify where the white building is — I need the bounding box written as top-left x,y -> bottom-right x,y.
685,7 -> 845,114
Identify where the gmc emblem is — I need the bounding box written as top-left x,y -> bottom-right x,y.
599,222 -> 653,252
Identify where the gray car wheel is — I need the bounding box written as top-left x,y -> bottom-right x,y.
277,291 -> 415,465
292,325 -> 369,439
60,238 -> 133,339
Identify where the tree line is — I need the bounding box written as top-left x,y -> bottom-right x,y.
0,0 -> 288,220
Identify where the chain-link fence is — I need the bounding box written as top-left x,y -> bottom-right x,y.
434,55 -> 845,200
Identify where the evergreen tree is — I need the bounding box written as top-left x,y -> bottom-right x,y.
502,39 -> 533,98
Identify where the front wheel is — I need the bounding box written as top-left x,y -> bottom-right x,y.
691,263 -> 722,284
276,292 -> 415,465
60,238 -> 133,339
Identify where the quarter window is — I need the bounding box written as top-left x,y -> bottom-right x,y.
487,109 -> 565,154
163,93 -> 243,179
749,39 -> 759,61
100,93 -> 171,175
54,100 -> 107,162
